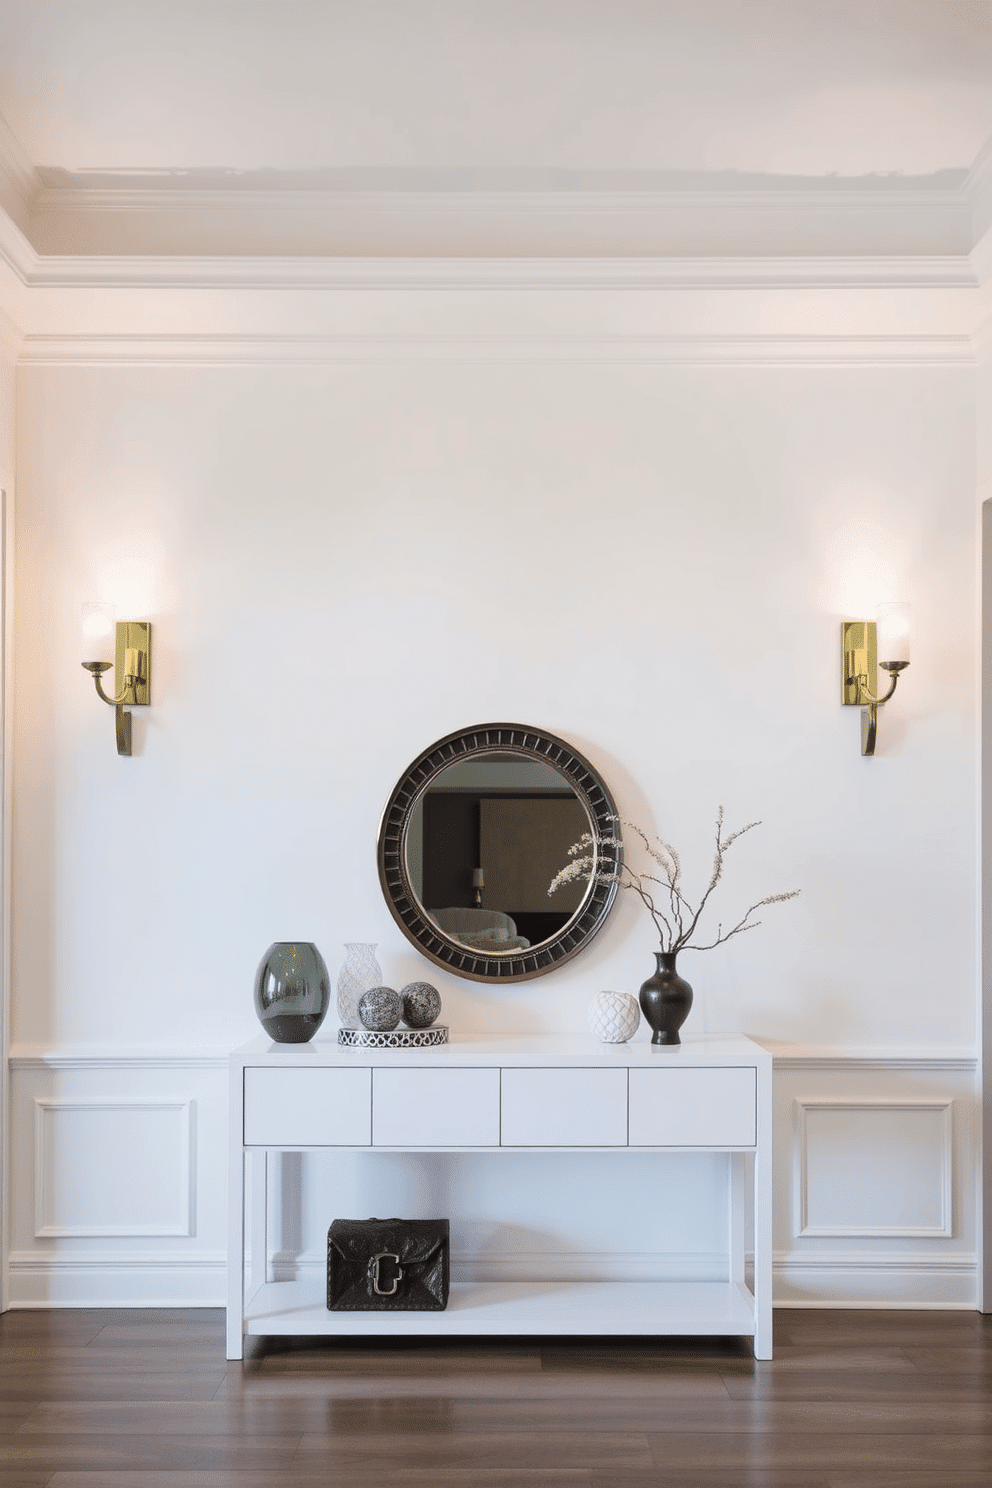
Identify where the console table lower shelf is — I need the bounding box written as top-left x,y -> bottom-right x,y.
245,1278 -> 759,1340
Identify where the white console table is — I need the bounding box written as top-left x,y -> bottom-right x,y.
227,1032 -> 773,1360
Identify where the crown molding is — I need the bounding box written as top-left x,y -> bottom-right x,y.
966,132 -> 992,247
0,237 -> 980,294
23,183 -> 977,260
972,220 -> 992,286
13,330 -> 975,369
0,113 -> 37,238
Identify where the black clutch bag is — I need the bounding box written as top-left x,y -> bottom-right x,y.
327,1218 -> 450,1311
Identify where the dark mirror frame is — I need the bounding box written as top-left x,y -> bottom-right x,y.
377,723 -> 622,983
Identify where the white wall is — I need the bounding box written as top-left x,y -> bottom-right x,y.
6,323 -> 981,1306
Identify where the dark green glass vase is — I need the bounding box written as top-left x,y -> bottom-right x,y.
253,942 -> 330,1044
639,951 -> 693,1047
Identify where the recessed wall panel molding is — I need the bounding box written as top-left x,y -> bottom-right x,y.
33,1098 -> 193,1238
794,1098 -> 954,1240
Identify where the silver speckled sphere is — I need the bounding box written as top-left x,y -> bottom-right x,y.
401,981 -> 442,1029
358,986 -> 403,1032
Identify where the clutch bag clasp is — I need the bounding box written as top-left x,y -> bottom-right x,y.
369,1251 -> 403,1296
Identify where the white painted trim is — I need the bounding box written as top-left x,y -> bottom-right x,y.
966,132 -> 992,247
0,223 -> 980,293
32,1098 -> 193,1238
8,1043 -> 976,1071
13,332 -> 977,370
0,115 -> 37,207
776,1250 -> 978,1271
6,1249 -> 226,1309
27,181 -> 975,217
773,1251 -> 977,1309
765,1046 -> 977,1072
973,224 -> 992,286
9,1045 -> 228,1070
794,1098 -> 954,1240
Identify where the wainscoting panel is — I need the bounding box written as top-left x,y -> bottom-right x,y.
6,1051 -> 228,1307
3,1044 -> 981,1309
772,1051 -> 978,1307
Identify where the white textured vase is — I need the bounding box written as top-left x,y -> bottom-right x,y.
588,990 -> 640,1044
336,943 -> 382,1029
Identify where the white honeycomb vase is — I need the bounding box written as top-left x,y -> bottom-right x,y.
588,990 -> 640,1044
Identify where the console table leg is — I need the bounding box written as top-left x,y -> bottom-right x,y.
729,1152 -> 747,1289
226,1147 -> 245,1361
752,1075 -> 774,1360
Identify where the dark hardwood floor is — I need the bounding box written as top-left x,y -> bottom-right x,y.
0,1307 -> 990,1486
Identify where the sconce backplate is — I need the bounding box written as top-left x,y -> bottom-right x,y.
116,621 -> 151,706
841,620 -> 876,706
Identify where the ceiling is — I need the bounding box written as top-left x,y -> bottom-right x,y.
1,0 -> 990,180
0,1 -> 990,268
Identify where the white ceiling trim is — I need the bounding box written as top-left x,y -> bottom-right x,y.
965,131 -> 992,245
0,234 -> 979,294
0,112 -> 36,233
15,331 -> 976,369
17,180 -> 980,261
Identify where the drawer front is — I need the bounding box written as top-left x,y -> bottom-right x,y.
373,1068 -> 500,1147
500,1068 -> 628,1147
628,1066 -> 756,1147
244,1066 -> 371,1147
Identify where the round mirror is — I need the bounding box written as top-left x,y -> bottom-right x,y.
377,724 -> 621,982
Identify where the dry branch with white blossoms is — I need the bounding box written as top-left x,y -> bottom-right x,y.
549,808 -> 799,954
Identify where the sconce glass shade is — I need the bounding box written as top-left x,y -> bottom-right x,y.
81,602 -> 116,665
876,602 -> 911,665
472,869 -> 485,889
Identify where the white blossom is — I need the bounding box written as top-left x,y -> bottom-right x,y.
549,808 -> 799,954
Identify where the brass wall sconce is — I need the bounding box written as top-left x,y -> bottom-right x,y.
841,602 -> 910,756
80,602 -> 152,756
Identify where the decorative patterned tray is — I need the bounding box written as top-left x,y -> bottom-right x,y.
337,1025 -> 449,1049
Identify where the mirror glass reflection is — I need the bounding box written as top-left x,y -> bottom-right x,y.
403,754 -> 594,954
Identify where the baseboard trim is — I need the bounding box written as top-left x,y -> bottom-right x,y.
6,1249 -> 226,1308
773,1251 -> 977,1308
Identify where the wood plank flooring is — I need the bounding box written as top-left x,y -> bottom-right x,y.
0,1307 -> 990,1487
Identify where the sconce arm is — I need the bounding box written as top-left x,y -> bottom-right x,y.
852,660 -> 908,709
852,661 -> 909,757
82,661 -> 134,708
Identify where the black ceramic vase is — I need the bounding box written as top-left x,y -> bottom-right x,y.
253,942 -> 330,1044
639,951 -> 693,1047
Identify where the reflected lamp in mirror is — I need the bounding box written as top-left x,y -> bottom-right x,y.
81,601 -> 152,757
472,867 -> 485,908
841,602 -> 910,756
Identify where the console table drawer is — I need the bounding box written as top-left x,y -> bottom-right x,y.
373,1068 -> 500,1147
501,1068 -> 628,1146
628,1066 -> 756,1147
244,1067 -> 371,1147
